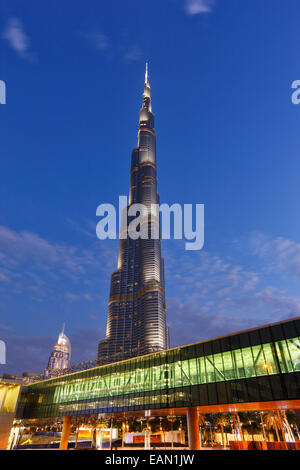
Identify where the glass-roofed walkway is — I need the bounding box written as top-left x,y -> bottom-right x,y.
17,318 -> 300,422
0,317 -> 296,449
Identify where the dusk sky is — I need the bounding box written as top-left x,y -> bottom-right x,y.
1,0 -> 300,375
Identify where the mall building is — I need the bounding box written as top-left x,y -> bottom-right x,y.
0,317 -> 299,450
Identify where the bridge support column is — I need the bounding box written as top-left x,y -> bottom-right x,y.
60,416 -> 72,450
187,407 -> 200,450
0,413 -> 15,450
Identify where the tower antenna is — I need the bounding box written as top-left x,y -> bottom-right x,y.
145,62 -> 149,82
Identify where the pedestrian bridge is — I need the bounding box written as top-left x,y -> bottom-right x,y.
17,317 -> 300,420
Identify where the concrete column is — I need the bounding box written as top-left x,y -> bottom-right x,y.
0,413 -> 15,450
187,407 -> 200,450
59,416 -> 72,450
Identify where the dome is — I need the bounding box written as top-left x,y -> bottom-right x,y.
45,323 -> 71,375
56,323 -> 71,352
57,331 -> 71,348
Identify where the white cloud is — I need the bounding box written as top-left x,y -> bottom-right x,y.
123,44 -> 142,62
65,292 -> 94,303
87,32 -> 110,51
0,224 -> 115,298
85,30 -> 142,64
251,232 -> 300,278
163,239 -> 300,346
168,287 -> 300,347
185,0 -> 215,15
2,17 -> 31,58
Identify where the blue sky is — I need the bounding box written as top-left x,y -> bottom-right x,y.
0,0 -> 300,374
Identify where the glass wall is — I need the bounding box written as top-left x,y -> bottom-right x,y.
19,335 -> 300,417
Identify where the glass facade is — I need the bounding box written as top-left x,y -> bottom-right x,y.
17,319 -> 300,419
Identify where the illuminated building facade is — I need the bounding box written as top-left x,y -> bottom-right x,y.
0,378 -> 22,450
98,65 -> 168,362
17,318 -> 300,419
45,324 -> 71,377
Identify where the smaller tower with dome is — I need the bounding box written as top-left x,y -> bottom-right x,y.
45,323 -> 71,377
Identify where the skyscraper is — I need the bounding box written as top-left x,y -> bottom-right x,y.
98,64 -> 169,363
45,324 -> 71,377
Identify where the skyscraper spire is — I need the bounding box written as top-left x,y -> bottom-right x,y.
98,66 -> 168,363
145,62 -> 149,84
140,63 -> 152,126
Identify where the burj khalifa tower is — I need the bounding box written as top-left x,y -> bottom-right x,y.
98,65 -> 169,363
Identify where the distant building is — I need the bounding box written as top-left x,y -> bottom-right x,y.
45,324 -> 71,377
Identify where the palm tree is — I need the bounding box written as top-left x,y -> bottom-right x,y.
263,411 -> 280,441
198,413 -> 206,427
241,412 -> 259,441
214,414 -> 230,448
72,416 -> 82,449
198,413 -> 206,448
259,412 -> 267,441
